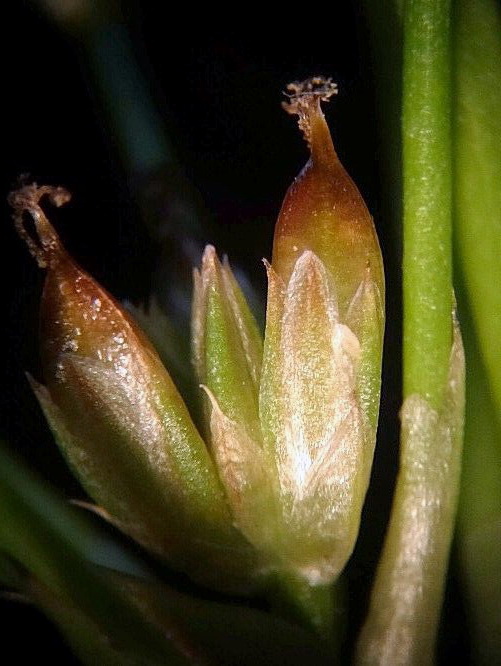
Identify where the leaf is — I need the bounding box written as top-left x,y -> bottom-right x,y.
0,441 -> 190,664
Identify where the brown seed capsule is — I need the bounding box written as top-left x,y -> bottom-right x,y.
256,79 -> 385,583
274,77 -> 384,317
10,183 -> 257,592
192,80 -> 386,587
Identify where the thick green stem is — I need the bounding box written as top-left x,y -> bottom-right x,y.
356,1 -> 464,663
402,0 -> 453,408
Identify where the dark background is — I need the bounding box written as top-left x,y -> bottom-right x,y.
0,1 -> 468,661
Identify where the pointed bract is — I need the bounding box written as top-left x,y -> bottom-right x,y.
259,250 -> 370,583
346,268 -> 385,434
202,386 -> 277,562
191,245 -> 263,443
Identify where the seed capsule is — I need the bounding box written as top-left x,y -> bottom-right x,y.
274,77 -> 384,317
197,79 -> 385,586
259,79 -> 384,583
10,183 -> 256,592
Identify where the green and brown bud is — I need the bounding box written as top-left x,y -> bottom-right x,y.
10,184 -> 256,592
195,78 -> 385,586
260,77 -> 385,583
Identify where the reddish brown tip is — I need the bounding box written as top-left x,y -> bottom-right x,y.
282,76 -> 338,166
9,183 -> 71,268
273,79 -> 383,316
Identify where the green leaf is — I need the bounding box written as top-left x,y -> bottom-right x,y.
0,442 -> 189,665
453,0 -> 501,433
452,4 -> 501,660
455,302 -> 501,665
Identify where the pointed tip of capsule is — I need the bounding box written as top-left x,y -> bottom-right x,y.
282,76 -> 338,164
273,77 -> 384,315
8,182 -> 165,385
8,183 -> 71,269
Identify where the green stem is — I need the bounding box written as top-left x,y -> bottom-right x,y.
402,0 -> 453,408
355,1 -> 464,663
355,319 -> 464,666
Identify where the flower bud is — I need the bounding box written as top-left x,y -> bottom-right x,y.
257,78 -> 385,584
191,247 -> 277,562
191,245 -> 263,440
10,184 -> 256,592
196,79 -> 385,587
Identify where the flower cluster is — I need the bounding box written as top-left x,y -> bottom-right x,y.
11,77 -> 384,595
